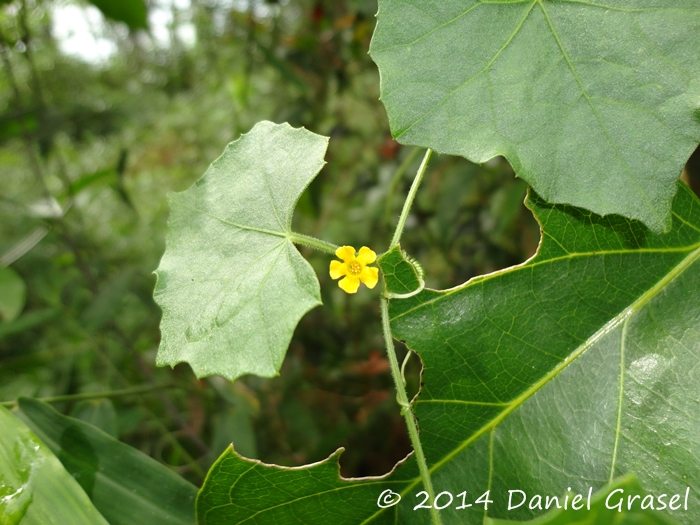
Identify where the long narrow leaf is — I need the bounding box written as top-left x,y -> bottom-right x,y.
17,397 -> 197,525
0,405 -> 109,525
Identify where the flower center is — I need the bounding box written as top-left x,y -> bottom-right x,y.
348,261 -> 362,276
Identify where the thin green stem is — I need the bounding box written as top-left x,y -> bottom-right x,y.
390,149 -> 432,249
384,147 -> 421,226
380,146 -> 438,521
289,232 -> 338,254
380,295 -> 442,525
0,383 -> 177,408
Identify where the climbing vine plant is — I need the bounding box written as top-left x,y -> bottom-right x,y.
3,2 -> 700,525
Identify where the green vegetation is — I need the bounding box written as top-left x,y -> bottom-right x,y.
1,1 -> 699,524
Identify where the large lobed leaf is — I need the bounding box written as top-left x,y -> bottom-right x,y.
196,182 -> 700,524
16,398 -> 198,525
0,405 -> 109,525
369,0 -> 700,232
154,121 -> 327,380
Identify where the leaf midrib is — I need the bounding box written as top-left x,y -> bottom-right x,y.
390,242 -> 700,323
390,2 -> 536,138
608,315 -> 628,484
171,200 -> 288,238
536,0 -> 658,224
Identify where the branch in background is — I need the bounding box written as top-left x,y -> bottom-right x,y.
0,383 -> 178,408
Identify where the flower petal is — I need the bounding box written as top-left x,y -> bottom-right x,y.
335,246 -> 356,263
338,275 -> 360,294
356,246 -> 377,265
329,260 -> 346,280
360,266 -> 379,289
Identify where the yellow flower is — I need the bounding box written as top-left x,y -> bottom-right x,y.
329,246 -> 379,294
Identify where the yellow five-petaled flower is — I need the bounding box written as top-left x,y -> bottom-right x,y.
330,246 -> 379,294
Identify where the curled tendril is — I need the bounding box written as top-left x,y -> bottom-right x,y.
397,356 -> 414,414
400,349 -> 412,387
384,276 -> 425,299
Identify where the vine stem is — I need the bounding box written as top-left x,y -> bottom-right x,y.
293,149 -> 438,521
383,147 -> 440,523
390,149 -> 433,249
381,296 -> 442,525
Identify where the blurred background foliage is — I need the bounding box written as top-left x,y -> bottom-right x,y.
1,0 -> 698,486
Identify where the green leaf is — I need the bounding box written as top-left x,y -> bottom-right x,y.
154,121 -> 327,380
0,266 -> 26,322
0,405 -> 109,525
196,446 -> 419,524
196,182 -> 700,524
17,397 -> 198,525
86,0 -> 148,30
70,399 -> 118,438
369,1 -> 700,232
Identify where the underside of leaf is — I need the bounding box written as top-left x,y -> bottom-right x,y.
370,0 -> 700,232
154,121 -> 328,380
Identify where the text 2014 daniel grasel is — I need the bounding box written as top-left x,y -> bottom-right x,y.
506,486 -> 690,512
376,486 -> 692,513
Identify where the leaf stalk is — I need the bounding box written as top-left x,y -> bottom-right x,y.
289,232 -> 338,254
389,149 -> 432,248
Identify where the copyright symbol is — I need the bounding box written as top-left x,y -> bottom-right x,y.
377,489 -> 401,508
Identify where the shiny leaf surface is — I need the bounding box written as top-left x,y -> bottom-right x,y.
0,405 -> 109,525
